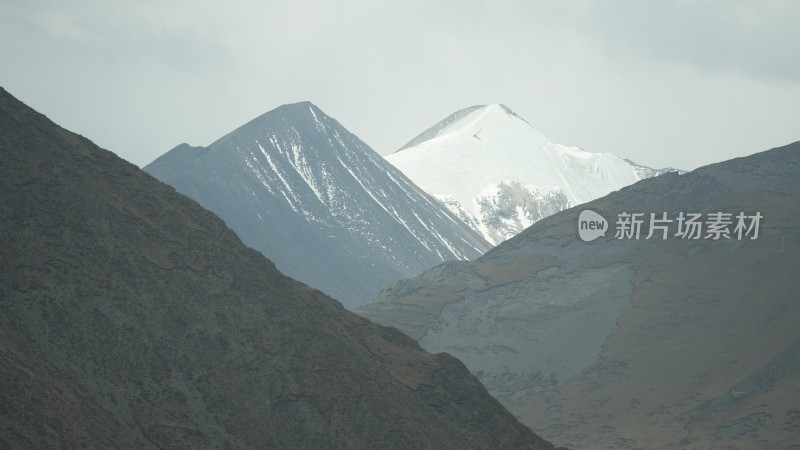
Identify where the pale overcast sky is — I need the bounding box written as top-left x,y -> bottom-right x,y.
2,0 -> 798,171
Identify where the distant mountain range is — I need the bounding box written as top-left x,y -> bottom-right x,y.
145,102 -> 490,308
387,104 -> 680,245
0,87 -> 560,449
360,141 -> 800,449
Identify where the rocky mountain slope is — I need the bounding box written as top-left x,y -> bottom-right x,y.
360,141 -> 800,449
0,87 -> 559,449
387,104 -> 680,245
145,102 -> 490,308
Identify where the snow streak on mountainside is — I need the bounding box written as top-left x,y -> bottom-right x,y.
387,104 -> 680,245
145,102 -> 490,308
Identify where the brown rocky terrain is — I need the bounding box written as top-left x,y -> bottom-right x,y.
0,86 -> 560,449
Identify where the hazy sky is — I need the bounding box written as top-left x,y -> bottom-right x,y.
2,0 -> 798,171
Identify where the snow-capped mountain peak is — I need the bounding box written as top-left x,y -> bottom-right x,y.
387,104 -> 679,245
146,102 -> 490,307
398,104 -> 536,151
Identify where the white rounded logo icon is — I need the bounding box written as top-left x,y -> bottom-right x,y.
578,210 -> 608,242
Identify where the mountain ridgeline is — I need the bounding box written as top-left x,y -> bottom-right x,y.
359,141 -> 800,449
0,87 -> 559,449
145,103 -> 490,308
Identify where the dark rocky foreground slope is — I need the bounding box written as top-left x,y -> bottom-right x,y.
359,142 -> 800,449
0,87 -> 559,449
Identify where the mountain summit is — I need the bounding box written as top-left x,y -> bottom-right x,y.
146,102 -> 490,307
387,104 -> 678,244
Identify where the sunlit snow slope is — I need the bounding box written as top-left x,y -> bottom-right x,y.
387,104 -> 677,244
